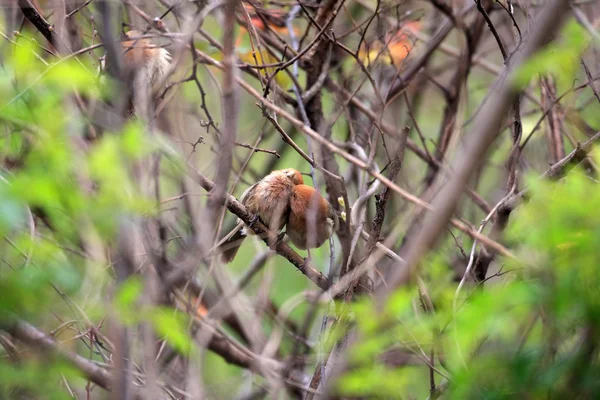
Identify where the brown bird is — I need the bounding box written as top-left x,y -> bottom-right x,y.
220,168 -> 304,262
286,184 -> 337,252
121,30 -> 171,119
99,30 -> 170,119
120,30 -> 171,86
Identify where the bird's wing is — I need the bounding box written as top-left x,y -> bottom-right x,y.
239,182 -> 258,204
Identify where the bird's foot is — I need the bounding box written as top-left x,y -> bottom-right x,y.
298,257 -> 311,273
276,231 -> 286,243
267,232 -> 286,251
247,215 -> 259,228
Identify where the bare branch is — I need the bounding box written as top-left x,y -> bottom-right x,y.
383,0 -> 571,295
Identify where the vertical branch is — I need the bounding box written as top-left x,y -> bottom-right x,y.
473,0 -> 523,281
364,127 -> 409,258
207,0 -> 239,235
141,273 -> 160,400
423,3 -> 487,187
541,76 -> 566,164
96,0 -> 131,124
303,0 -> 355,276
110,223 -> 139,400
97,1 -> 123,80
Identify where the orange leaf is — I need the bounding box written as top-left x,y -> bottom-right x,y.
197,303 -> 208,317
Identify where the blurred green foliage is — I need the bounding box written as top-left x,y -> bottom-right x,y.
336,169 -> 600,398
513,20 -> 589,92
0,35 -> 157,398
0,359 -> 80,400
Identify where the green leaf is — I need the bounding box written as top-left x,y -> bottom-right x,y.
13,40 -> 39,78
114,277 -> 143,324
150,307 -> 194,354
121,121 -> 148,158
45,60 -> 98,95
513,20 -> 588,91
115,277 -> 143,308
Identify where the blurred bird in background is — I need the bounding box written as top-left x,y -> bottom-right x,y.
99,29 -> 171,120
358,21 -> 420,70
119,29 -> 171,119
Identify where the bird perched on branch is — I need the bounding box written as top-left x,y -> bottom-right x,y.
220,168 -> 304,263
120,30 -> 171,118
99,29 -> 171,119
358,21 -> 420,70
120,30 -> 170,87
286,184 -> 337,251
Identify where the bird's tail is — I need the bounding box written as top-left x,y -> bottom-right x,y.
218,222 -> 246,263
